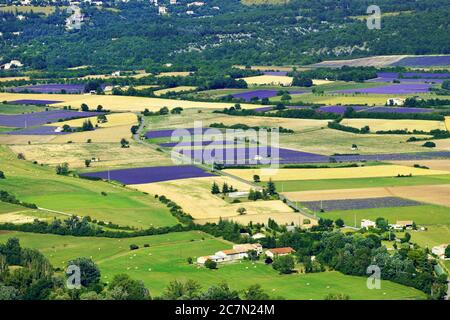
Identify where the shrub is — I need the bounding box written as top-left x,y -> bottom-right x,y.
129,244 -> 139,251
204,259 -> 217,270
0,171 -> 5,179
272,255 -> 295,274
422,141 -> 436,148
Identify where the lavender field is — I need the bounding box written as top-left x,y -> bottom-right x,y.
231,90 -> 307,102
10,84 -> 86,94
363,107 -> 433,114
301,197 -> 422,212
336,84 -> 432,94
80,165 -> 215,184
2,126 -> 71,135
317,105 -> 368,114
0,110 -> 104,127
9,99 -> 63,105
392,56 -> 450,67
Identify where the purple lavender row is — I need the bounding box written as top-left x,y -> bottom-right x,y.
79,165 -> 215,184
10,84 -> 86,94
231,90 -> 307,102
392,56 -> 450,67
301,197 -> 421,212
336,84 -> 432,94
0,110 -> 104,127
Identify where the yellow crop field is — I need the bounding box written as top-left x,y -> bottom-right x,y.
445,116 -> 450,132
0,134 -> 56,145
156,71 -> 192,77
224,165 -> 448,182
341,118 -> 446,132
45,112 -> 137,128
49,125 -> 133,143
241,75 -> 293,86
0,76 -> 30,82
0,93 -> 258,112
154,86 -> 197,96
388,160 -> 450,171
129,176 -> 295,222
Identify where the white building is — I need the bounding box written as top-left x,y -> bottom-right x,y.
188,1 -> 205,7
432,244 -> 448,260
0,60 -> 23,70
265,247 -> 295,259
361,219 -> 376,229
197,243 -> 262,264
158,6 -> 168,15
251,233 -> 266,240
170,0 -> 177,4
386,98 -> 405,106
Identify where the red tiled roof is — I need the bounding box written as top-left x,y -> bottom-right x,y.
268,247 -> 295,254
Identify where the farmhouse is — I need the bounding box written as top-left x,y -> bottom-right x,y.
0,60 -> 23,70
431,244 -> 448,260
197,243 -> 262,264
386,98 -> 405,106
397,220 -> 414,229
361,219 -> 376,229
251,233 -> 266,240
265,247 -> 295,259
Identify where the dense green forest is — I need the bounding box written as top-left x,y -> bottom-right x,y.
0,0 -> 449,71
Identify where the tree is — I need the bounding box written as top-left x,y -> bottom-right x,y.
171,107 -> 183,114
211,182 -> 220,194
247,250 -> 258,261
237,207 -> 247,215
253,175 -> 260,183
120,138 -> 130,148
82,119 -> 94,131
62,124 -> 72,132
84,159 -> 91,168
56,163 -> 69,175
3,238 -> 21,265
375,217 -> 389,231
222,182 -> 229,194
401,232 -> 411,243
204,259 -> 217,270
81,103 -> 89,112
242,284 -> 269,300
96,105 -> 103,112
422,141 -> 436,148
335,218 -> 345,228
66,257 -> 101,288
97,114 -> 107,123
159,107 -> 169,115
163,280 -> 201,300
108,274 -> 150,300
442,80 -> 450,91
445,245 -> 450,258
0,171 -> 5,179
292,76 -> 313,87
201,282 -> 240,300
267,179 -> 276,195
272,255 -> 295,274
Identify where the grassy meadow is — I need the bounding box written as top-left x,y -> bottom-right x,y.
0,145 -> 177,228
0,231 -> 426,300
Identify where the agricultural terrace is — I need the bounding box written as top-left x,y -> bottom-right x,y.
340,119 -> 447,132
156,71 -> 192,77
0,146 -> 177,228
129,176 -> 310,226
0,93 -> 258,112
0,76 -> 30,82
9,142 -> 173,170
224,165 -> 448,182
307,55 -> 408,68
0,231 -> 426,300
240,75 -> 334,87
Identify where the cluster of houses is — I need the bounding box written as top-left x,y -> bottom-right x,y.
361,219 -> 415,230
197,243 -> 295,265
432,244 -> 449,260
149,0 -> 217,16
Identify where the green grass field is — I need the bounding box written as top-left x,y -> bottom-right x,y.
317,205 -> 450,229
266,174 -> 450,192
0,5 -> 56,15
405,225 -> 450,248
0,230 -> 426,300
0,145 -> 177,228
0,103 -> 46,114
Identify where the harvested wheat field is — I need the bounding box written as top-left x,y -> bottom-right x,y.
49,125 -> 133,143
9,142 -> 171,169
0,76 -> 30,82
130,176 -> 294,221
388,160 -> 450,172
0,134 -> 57,145
445,116 -> 450,131
0,93 -> 258,112
340,118 -> 446,132
46,112 -> 137,128
0,212 -> 37,224
204,116 -> 328,131
309,55 -> 408,68
154,86 -> 197,96
197,212 -> 318,228
224,165 -> 448,182
284,184 -> 450,208
156,71 -> 192,77
241,75 -> 294,86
